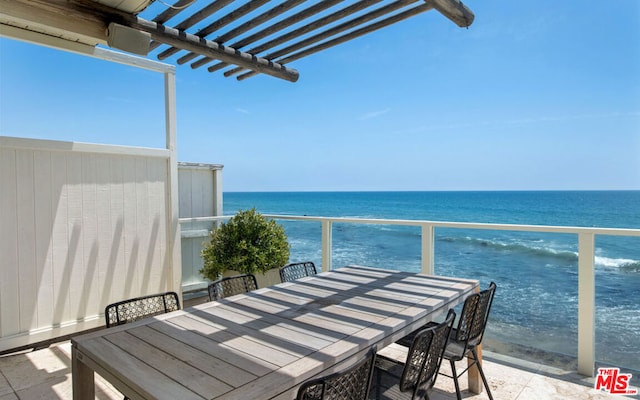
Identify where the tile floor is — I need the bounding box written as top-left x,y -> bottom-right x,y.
0,341 -> 637,400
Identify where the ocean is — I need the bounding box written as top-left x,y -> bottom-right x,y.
223,191 -> 640,371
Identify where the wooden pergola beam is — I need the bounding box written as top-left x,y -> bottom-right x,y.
130,18 -> 299,82
429,0 -> 475,28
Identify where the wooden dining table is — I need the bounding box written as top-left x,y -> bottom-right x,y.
72,265 -> 479,400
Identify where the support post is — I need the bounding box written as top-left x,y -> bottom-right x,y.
321,220 -> 332,272
421,224 -> 435,275
577,232 -> 596,376
213,167 -> 223,220
165,70 -> 182,299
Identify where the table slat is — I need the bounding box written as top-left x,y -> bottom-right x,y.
80,337 -> 204,400
149,319 -> 277,376
105,331 -> 232,398
127,325 -> 257,388
170,314 -> 299,367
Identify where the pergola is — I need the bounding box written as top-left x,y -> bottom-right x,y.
1,0 -> 474,82
0,0 -> 475,352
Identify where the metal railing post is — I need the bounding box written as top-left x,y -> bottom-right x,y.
577,232 -> 596,376
321,220 -> 333,272
421,224 -> 435,275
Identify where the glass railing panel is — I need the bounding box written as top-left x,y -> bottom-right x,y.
179,219 -> 217,288
595,235 -> 640,371
279,220 -> 323,267
434,228 -> 581,364
329,223 -> 422,272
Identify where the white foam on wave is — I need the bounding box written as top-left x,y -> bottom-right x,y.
595,256 -> 639,268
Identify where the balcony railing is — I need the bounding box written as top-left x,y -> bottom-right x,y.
179,214 -> 640,377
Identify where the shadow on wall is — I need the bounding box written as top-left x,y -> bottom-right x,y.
1,137 -> 172,352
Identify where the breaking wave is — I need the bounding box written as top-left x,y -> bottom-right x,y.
438,236 -> 639,270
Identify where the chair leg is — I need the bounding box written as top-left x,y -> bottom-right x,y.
449,359 -> 462,400
470,348 -> 494,400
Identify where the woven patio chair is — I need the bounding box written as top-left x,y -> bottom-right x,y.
105,291 -> 180,328
207,274 -> 258,301
397,282 -> 497,400
373,309 -> 455,400
280,261 -> 318,283
296,346 -> 377,400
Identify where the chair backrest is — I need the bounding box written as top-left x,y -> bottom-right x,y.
105,291 -> 180,328
296,346 -> 377,400
208,274 -> 258,301
400,309 -> 456,398
280,261 -> 318,283
454,281 -> 497,347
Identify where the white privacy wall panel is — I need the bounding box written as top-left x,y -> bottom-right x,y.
0,137 -> 172,351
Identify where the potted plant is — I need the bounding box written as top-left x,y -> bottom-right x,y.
200,208 -> 290,285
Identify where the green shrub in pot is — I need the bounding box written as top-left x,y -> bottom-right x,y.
200,208 -> 290,280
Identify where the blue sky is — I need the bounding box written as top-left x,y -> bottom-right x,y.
1,0 -> 639,191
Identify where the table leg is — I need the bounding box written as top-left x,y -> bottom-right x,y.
72,344 -> 95,400
468,344 -> 483,393
467,284 -> 483,394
